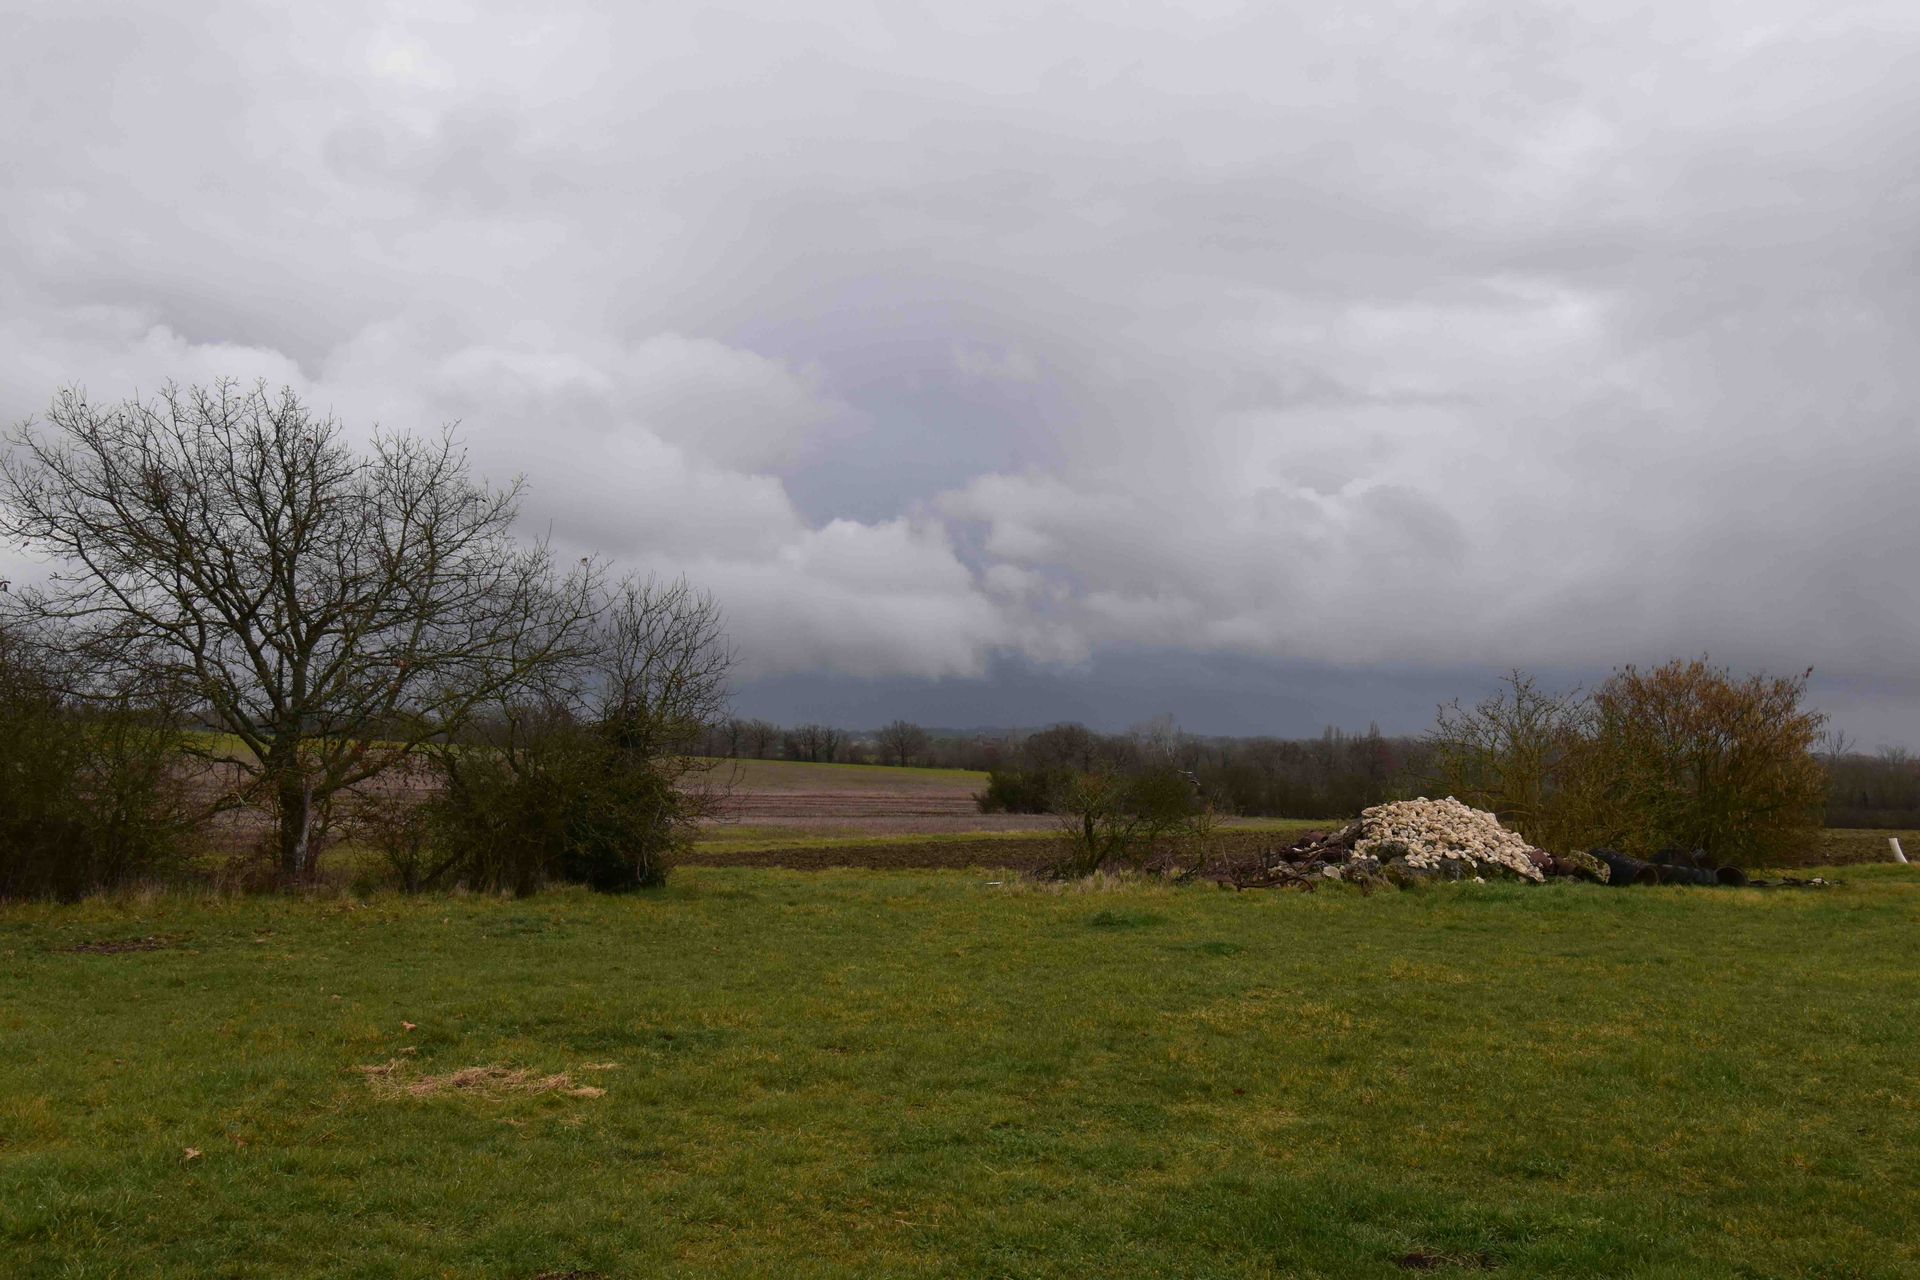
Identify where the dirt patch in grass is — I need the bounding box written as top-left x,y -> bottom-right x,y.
1397,1247 -> 1497,1271
354,1061 -> 606,1101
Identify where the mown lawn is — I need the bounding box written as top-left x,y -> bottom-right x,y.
3,867 -> 1918,1279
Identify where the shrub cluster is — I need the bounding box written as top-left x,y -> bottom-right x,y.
1427,661 -> 1827,866
0,626 -> 197,899
372,713 -> 695,896
357,575 -> 727,896
976,766 -> 1064,814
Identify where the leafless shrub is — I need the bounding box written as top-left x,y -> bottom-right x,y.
1425,669 -> 1591,849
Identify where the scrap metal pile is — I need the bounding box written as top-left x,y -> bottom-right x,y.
1215,796 -> 1754,891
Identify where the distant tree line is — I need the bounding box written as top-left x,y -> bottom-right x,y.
701,685 -> 1914,842
972,718 -> 1419,820
967,661 -> 1841,870
698,716 -> 975,768
1821,739 -> 1920,829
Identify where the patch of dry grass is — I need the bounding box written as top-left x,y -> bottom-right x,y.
354,1060 -> 606,1101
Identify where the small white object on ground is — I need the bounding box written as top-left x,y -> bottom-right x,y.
1892,838 -> 1909,865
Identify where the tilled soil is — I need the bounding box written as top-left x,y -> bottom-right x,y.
1783,828 -> 1919,867
703,777 -> 1057,835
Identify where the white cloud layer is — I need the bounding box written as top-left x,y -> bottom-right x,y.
4,1 -> 1919,720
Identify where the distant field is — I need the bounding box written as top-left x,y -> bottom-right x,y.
695,760 -> 1917,872
686,818 -> 1328,872
5,866 -> 1919,1277
1799,828 -> 1919,867
696,760 -> 1340,853
699,757 -> 1045,837
705,758 -> 988,791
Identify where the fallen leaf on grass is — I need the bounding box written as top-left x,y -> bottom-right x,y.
402,1021 -> 417,1032
182,1148 -> 201,1162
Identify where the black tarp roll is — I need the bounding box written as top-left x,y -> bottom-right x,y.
1590,848 -> 1662,886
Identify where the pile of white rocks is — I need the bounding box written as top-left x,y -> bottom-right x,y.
1226,795 -> 1600,888
1346,797 -> 1547,883
1214,796 -> 1619,890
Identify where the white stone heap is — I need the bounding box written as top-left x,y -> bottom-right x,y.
1348,796 -> 1547,883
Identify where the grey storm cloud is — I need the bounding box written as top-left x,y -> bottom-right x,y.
3,0 -> 1917,739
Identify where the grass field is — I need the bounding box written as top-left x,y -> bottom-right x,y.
5,866 -> 1919,1278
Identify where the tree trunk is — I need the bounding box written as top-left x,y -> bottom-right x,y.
277,770 -> 317,882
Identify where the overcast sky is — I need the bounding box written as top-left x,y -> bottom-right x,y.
4,1 -> 1917,742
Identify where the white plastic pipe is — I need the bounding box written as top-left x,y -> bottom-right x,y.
1892,838 -> 1909,865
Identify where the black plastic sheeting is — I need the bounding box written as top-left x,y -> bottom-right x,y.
1591,848 -> 1662,886
1654,847 -> 1750,887
1591,846 -> 1748,888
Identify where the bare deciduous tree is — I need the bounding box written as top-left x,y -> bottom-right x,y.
1425,670 -> 1591,848
785,722 -> 841,763
876,718 -> 930,767
1816,728 -> 1855,766
738,718 -> 781,759
594,575 -> 734,827
0,381 -> 594,882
